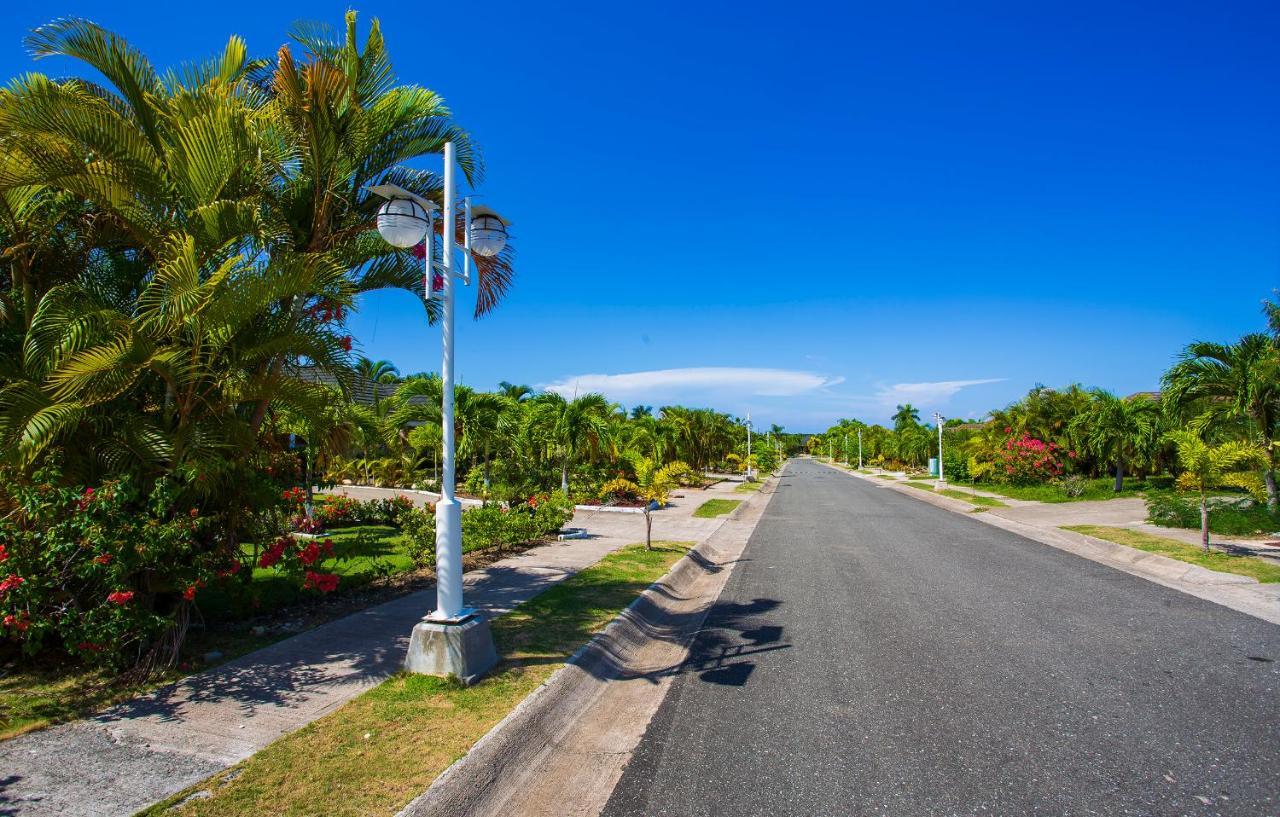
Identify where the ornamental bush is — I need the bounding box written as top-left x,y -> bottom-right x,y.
0,471 -> 227,667
401,493 -> 574,570
996,434 -> 1068,485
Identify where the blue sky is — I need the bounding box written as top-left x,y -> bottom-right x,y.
3,1 -> 1277,431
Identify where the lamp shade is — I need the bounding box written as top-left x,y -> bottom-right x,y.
376,198 -> 430,248
469,214 -> 508,257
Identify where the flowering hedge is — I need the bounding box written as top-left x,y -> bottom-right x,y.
283,491 -> 415,533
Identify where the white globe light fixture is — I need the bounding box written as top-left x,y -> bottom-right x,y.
376,196 -> 431,248
468,205 -> 509,257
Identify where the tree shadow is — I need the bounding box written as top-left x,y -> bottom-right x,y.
574,592 -> 788,688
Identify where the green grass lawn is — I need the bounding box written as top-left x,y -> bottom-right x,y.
733,480 -> 763,493
143,542 -> 692,817
0,525 -> 411,741
874,474 -> 897,480
1063,525 -> 1280,583
975,478 -> 1154,503
903,481 -> 1008,508
693,499 -> 742,518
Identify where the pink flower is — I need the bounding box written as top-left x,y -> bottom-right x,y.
0,574 -> 23,594
107,590 -> 134,605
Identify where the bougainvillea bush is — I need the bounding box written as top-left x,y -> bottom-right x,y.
996,433 -> 1070,485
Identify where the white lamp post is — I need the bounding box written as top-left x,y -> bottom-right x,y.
857,428 -> 863,469
369,142 -> 510,683
934,412 -> 946,483
746,413 -> 753,480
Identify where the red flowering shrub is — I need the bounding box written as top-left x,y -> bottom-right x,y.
0,469 -> 228,666
997,434 -> 1067,485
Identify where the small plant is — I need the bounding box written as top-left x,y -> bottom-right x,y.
1055,474 -> 1088,498
1165,431 -> 1266,550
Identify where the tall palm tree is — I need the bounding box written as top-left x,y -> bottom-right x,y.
1163,334 -> 1280,507
892,403 -> 920,431
1070,391 -> 1160,491
530,392 -> 612,493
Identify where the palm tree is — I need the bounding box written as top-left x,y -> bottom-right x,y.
892,403 -> 920,431
1070,391 -> 1160,491
1166,431 -> 1265,550
529,392 -> 612,493
498,381 -> 533,402
1163,334 -> 1280,507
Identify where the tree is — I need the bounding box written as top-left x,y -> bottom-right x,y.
1070,391 -> 1160,491
892,403 -> 920,431
1165,431 -> 1266,551
529,392 -> 612,493
1163,334 -> 1280,507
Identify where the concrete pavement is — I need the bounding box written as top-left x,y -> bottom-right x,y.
604,459 -> 1280,816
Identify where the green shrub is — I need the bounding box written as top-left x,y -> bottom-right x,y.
401,507 -> 437,568
598,478 -> 641,503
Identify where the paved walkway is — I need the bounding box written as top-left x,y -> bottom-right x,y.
0,480 -> 748,817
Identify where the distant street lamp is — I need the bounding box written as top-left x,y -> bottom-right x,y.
857,428 -> 863,469
746,413 -> 753,480
934,412 -> 946,483
369,142 -> 510,683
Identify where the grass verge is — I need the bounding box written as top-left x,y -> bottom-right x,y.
874,474 -> 898,481
142,542 -> 692,817
903,481 -> 1009,508
975,478 -> 1155,503
1062,525 -> 1280,584
693,499 -> 742,518
733,480 -> 763,493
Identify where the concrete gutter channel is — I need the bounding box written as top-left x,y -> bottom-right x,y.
396,477 -> 776,817
817,461 -> 1280,626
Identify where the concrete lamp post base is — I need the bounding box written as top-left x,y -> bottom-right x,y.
404,612 -> 498,685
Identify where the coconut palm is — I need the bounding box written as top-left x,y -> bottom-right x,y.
1166,431 -> 1266,550
1162,334 -> 1280,507
1070,391 -> 1161,491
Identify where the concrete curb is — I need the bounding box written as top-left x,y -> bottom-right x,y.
816,461 -> 1280,626
395,475 -> 779,817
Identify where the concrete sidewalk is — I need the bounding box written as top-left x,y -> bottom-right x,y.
0,480 -> 748,817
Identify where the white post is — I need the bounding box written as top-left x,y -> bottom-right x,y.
935,413 -> 945,484
746,413 -> 752,479
858,428 -> 863,469
432,142 -> 464,621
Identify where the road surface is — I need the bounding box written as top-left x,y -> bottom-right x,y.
603,459 -> 1280,816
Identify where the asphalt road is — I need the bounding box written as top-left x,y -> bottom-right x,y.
602,459 -> 1280,817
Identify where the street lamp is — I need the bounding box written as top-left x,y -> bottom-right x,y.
369,142 -> 509,684
857,428 -> 863,469
745,413 -> 753,481
934,412 -> 946,483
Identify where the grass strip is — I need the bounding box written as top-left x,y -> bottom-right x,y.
733,480 -> 762,493
1062,525 -> 1280,584
874,474 -> 897,481
693,499 -> 742,518
142,542 -> 691,817
903,481 -> 1008,508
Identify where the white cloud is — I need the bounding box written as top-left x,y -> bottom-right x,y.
874,378 -> 1005,407
542,367 -> 843,401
